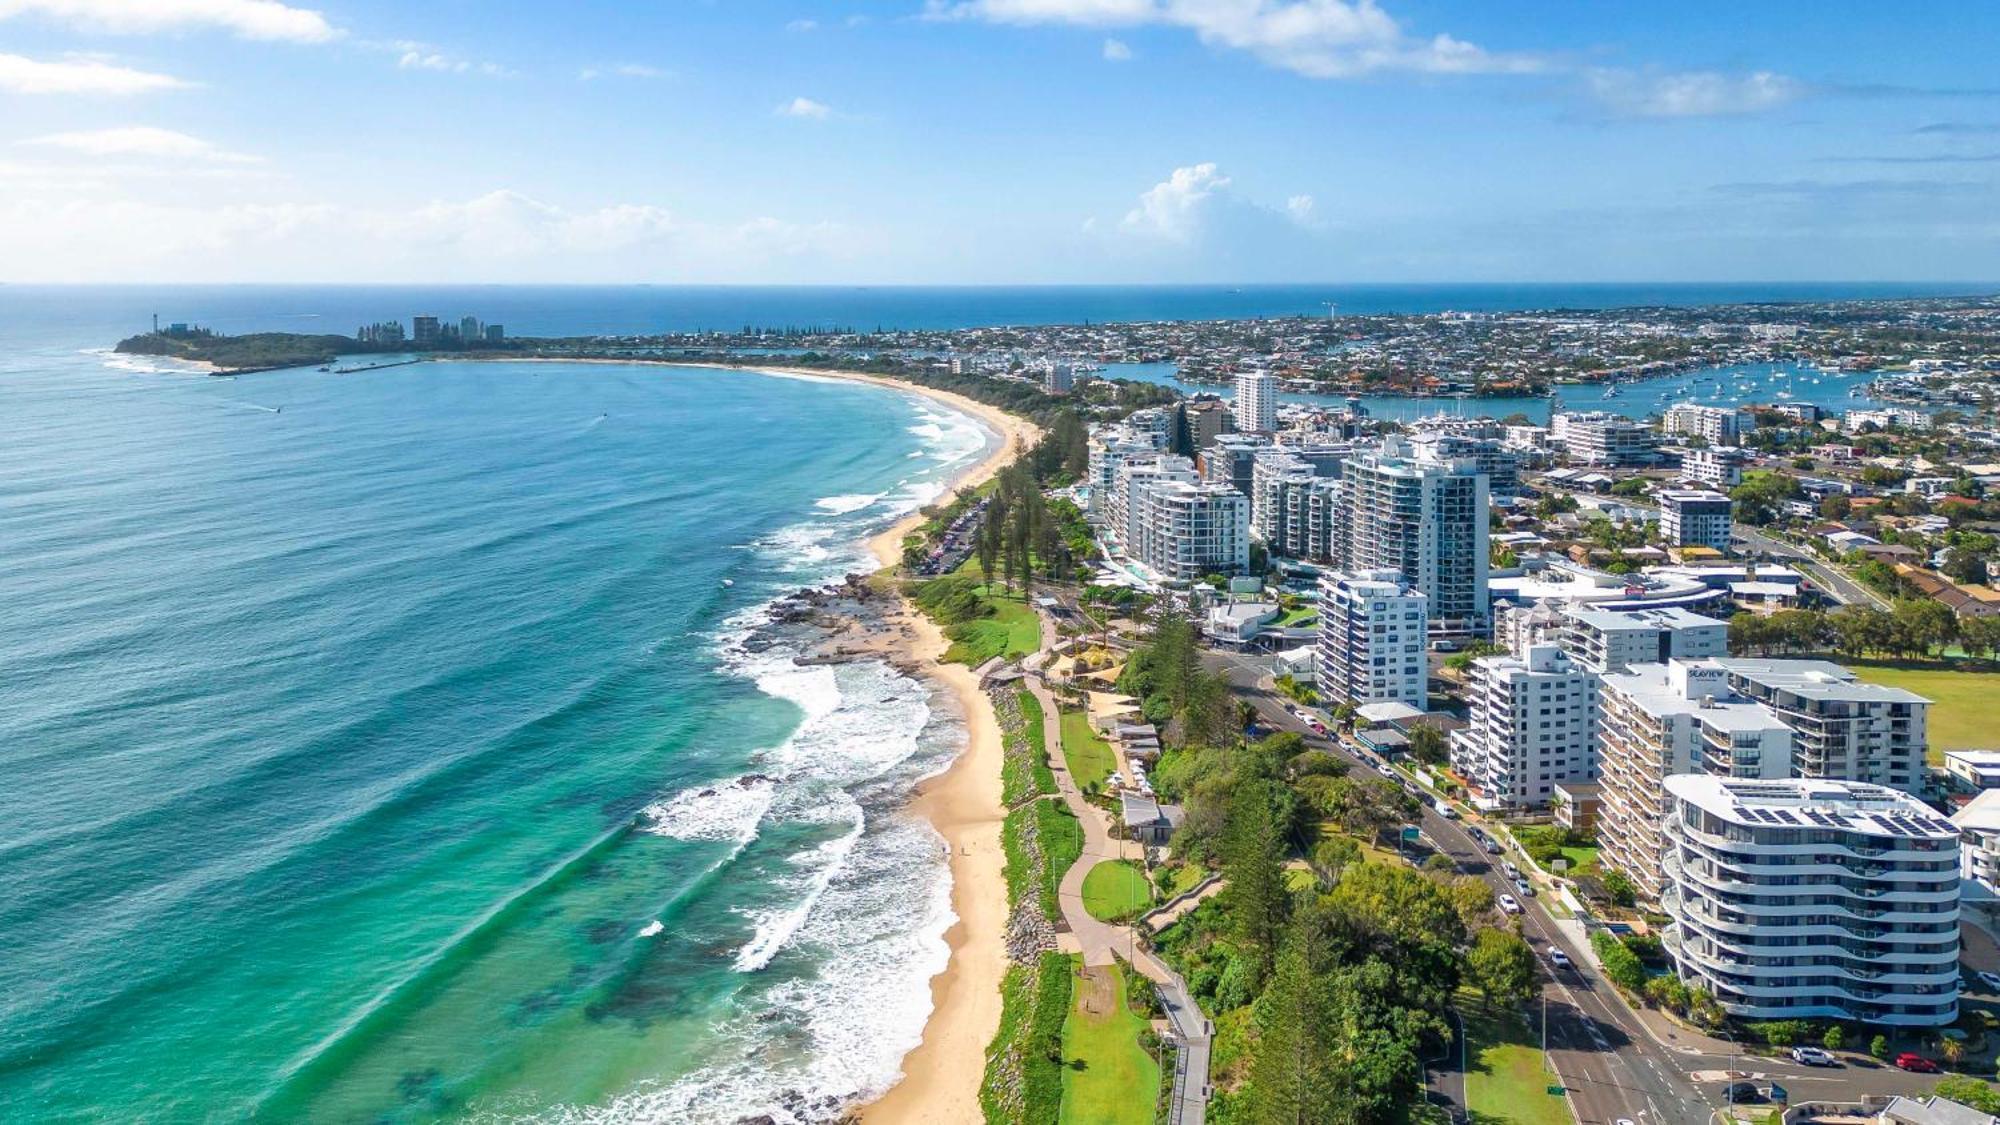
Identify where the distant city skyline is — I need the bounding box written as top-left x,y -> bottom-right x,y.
2,1 -> 1999,283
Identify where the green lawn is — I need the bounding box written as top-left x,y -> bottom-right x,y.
1558,845 -> 1599,874
1846,661 -> 2000,764
1037,802 -> 1084,921
1082,860 -> 1154,923
1060,708 -> 1117,791
1060,960 -> 1160,1125
943,590 -> 1043,666
1161,862 -> 1209,899
1462,1003 -> 1572,1125
1274,606 -> 1318,627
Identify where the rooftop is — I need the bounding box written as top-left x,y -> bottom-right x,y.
1666,775 -> 1959,839
1712,658 -> 1933,705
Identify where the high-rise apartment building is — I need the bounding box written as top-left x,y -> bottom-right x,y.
1449,644 -> 1599,810
1597,661 -> 1791,901
1559,605 -> 1729,673
412,316 -> 441,347
1663,403 -> 1742,446
1233,369 -> 1277,434
1340,439 -> 1489,636
1552,411 -> 1657,467
1661,776 -> 1960,1027
1712,659 -> 1930,794
1660,489 -> 1735,552
1315,570 -> 1428,710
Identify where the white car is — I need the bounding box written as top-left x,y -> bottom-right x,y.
1376,763 -> 1397,778
1502,860 -> 1520,879
1498,893 -> 1522,915
1978,971 -> 2000,993
1547,947 -> 1572,970
1790,1046 -> 1837,1067
1434,800 -> 1458,819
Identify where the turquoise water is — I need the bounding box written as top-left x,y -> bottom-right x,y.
0,336 -> 989,1121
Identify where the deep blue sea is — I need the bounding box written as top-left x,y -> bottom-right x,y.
0,282 -> 1979,1122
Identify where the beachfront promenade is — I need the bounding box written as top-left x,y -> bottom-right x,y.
1022,627 -> 1212,1125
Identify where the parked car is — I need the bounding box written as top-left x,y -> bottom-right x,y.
1978,971 -> 2000,993
1790,1046 -> 1836,1067
1498,894 -> 1522,915
1502,860 -> 1520,878
1434,800 -> 1458,819
1514,878 -> 1535,898
1483,839 -> 1503,855
1376,763 -> 1397,778
1894,1053 -> 1940,1073
1547,947 -> 1572,970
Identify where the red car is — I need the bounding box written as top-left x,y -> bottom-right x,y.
1894,1053 -> 1940,1073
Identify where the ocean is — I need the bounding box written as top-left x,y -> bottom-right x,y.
0,297 -> 992,1122
0,281 -> 1977,1122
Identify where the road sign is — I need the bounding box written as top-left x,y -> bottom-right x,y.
1401,825 -> 1422,841
1552,858 -> 1569,872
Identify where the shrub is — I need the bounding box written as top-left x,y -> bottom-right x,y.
1592,930 -> 1645,994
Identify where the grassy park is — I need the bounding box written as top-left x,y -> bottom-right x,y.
1059,960 -> 1160,1125
1081,860 -> 1154,923
1059,708 -> 1117,791
1462,1004 -> 1572,1125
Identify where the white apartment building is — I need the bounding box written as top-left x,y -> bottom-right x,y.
1560,605 -> 1729,673
1315,570 -> 1429,711
1449,644 -> 1599,810
1084,423 -> 1167,520
1660,489 -> 1734,552
1664,403 -> 1742,446
1598,660 -> 1792,901
1107,454 -> 1197,551
1128,477 -> 1249,584
1951,789 -> 2000,900
1714,659 -> 1931,795
1233,369 -> 1277,434
1340,439 -> 1490,636
1552,411 -> 1657,467
1661,775 -> 1961,1027
1680,446 -> 1747,489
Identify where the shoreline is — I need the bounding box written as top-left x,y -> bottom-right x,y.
405,353 -> 1042,1119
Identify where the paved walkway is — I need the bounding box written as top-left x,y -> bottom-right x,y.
1025,622 -> 1211,1125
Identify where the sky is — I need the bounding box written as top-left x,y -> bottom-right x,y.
2,0 -> 1998,284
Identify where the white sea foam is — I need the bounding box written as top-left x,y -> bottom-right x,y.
636,776 -> 775,844
82,347 -> 210,377
638,921 -> 664,938
813,492 -> 881,515
730,806 -> 866,973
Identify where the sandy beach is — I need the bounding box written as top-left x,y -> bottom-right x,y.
492,356 -> 1040,1119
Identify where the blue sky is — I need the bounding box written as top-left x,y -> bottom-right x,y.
2,0 -> 1997,283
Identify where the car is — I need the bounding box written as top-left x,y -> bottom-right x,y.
1979,971 -> 2000,993
1790,1046 -> 1836,1067
1514,878 -> 1535,897
1483,839 -> 1503,855
1722,1081 -> 1764,1103
1614,1119 -> 1636,1125
1309,721 -> 1329,735
1894,1053 -> 1940,1073
1434,800 -> 1458,819
1376,763 -> 1397,778
1497,893 -> 1522,915
1502,860 -> 1520,878
1547,947 -> 1572,970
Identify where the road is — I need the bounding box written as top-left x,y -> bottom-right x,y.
1208,647 -> 1960,1122
1210,649 -> 1720,1125
1733,523 -> 1888,609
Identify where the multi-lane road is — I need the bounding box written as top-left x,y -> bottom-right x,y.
1205,647 -> 1952,1124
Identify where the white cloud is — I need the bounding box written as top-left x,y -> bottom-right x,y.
1587,68 -> 1801,118
22,125 -> 257,162
777,96 -> 832,119
1102,37 -> 1132,61
1285,193 -> 1315,222
578,62 -> 666,80
1122,161 -> 1231,241
785,17 -> 818,31
928,0 -> 1541,79
0,0 -> 338,42
0,51 -> 189,93
395,46 -> 512,76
